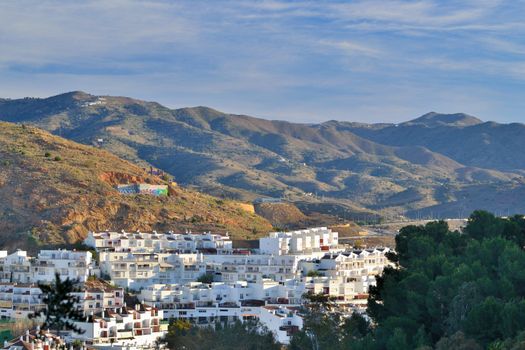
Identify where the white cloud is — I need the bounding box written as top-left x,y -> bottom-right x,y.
320,40 -> 383,58
1,0 -> 525,123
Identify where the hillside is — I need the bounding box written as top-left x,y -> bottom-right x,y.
0,122 -> 272,250
2,92 -> 525,220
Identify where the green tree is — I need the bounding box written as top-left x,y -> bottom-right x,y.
363,212 -> 525,348
290,293 -> 371,350
163,319 -> 280,350
30,273 -> 85,335
307,270 -> 323,277
197,272 -> 214,284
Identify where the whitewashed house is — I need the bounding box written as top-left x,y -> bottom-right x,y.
84,230 -> 232,253
72,303 -> 167,349
33,250 -> 94,283
259,227 -> 339,255
0,251 -> 32,283
98,251 -> 206,289
0,283 -> 45,319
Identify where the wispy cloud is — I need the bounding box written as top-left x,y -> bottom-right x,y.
0,0 -> 525,123
320,40 -> 384,58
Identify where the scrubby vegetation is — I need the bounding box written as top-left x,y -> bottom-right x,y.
0,122 -> 272,251
4,92 -> 525,219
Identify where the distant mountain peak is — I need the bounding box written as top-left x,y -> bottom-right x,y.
49,90 -> 93,101
404,112 -> 483,127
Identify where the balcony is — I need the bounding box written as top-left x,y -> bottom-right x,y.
219,302 -> 240,308
279,325 -> 300,336
11,267 -> 30,272
176,303 -> 196,310
0,300 -> 13,308
117,330 -> 133,339
133,329 -> 152,336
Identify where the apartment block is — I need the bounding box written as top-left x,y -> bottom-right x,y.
259,227 -> 339,255
84,230 -> 232,253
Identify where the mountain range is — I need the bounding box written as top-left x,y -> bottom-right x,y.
2,91 -> 525,220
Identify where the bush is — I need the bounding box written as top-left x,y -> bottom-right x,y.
54,156 -> 62,161
44,152 -> 51,157
307,270 -> 323,277
197,273 -> 214,284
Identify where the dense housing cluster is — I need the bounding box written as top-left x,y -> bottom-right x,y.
1,227 -> 392,349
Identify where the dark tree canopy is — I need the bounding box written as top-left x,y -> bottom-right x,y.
31,273 -> 86,335
289,292 -> 371,350
362,211 -> 525,349
163,319 -> 280,350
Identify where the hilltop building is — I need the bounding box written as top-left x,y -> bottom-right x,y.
115,184 -> 168,196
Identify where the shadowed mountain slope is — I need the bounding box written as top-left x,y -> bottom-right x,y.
2,92 -> 524,220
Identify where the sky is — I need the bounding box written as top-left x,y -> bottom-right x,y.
1,0 -> 525,123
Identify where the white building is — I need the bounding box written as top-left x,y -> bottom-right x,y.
298,248 -> 393,308
259,227 -> 339,255
139,280 -> 303,317
0,251 -> 32,283
138,281 -> 302,345
72,304 -> 168,349
84,230 -> 232,253
0,283 -> 45,319
205,254 -> 300,283
0,249 -> 96,285
259,306 -> 303,344
98,252 -> 206,289
33,250 -> 94,283
73,285 -> 125,315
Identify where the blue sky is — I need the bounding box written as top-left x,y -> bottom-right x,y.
1,0 -> 525,123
